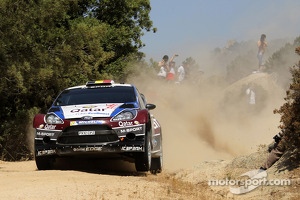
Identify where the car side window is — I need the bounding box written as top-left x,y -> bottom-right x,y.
138,93 -> 147,109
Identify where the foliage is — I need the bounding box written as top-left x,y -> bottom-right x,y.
274,47 -> 300,149
211,40 -> 257,82
213,38 -> 298,84
93,0 -> 155,75
0,0 -> 154,160
226,54 -> 256,83
265,37 -> 300,88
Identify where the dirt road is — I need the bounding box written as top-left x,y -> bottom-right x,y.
1,73 -> 298,200
0,159 -> 211,200
1,155 -> 299,200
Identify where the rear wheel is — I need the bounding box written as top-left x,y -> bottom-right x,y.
135,134 -> 151,172
35,156 -> 54,170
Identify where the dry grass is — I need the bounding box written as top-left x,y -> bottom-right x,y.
145,173 -> 224,200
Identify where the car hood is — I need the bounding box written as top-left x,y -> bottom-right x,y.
53,103 -> 131,119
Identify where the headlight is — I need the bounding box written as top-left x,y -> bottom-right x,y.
111,110 -> 137,121
45,113 -> 64,124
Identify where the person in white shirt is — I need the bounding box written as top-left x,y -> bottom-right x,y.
157,55 -> 168,79
177,63 -> 185,83
246,87 -> 256,105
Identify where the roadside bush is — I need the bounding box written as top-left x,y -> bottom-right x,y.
274,46 -> 300,152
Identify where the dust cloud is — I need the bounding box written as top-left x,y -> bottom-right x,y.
26,54 -> 287,172
129,65 -> 286,171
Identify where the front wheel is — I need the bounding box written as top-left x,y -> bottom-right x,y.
35,156 -> 54,170
135,134 -> 151,172
150,151 -> 163,174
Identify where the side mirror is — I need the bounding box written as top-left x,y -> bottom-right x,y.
146,104 -> 156,110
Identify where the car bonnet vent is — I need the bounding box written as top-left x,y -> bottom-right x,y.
120,103 -> 136,108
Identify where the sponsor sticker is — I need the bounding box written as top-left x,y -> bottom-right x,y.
120,126 -> 143,133
73,147 -> 102,152
36,131 -> 55,137
70,120 -> 104,126
118,121 -> 133,127
121,146 -> 143,151
61,103 -> 122,118
37,149 -> 56,155
39,124 -> 57,130
78,131 -> 96,135
44,124 -> 56,130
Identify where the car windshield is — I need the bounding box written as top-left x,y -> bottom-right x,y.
54,86 -> 136,106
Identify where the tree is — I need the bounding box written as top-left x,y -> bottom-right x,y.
274,46 -> 300,151
93,0 -> 155,79
265,37 -> 300,88
0,0 -> 155,160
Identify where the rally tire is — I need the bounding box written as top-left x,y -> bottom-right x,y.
35,156 -> 54,170
150,143 -> 163,174
150,156 -> 162,174
135,134 -> 151,172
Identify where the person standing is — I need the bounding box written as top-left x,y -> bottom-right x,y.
246,84 -> 256,105
176,63 -> 186,84
157,54 -> 178,80
257,34 -> 267,70
157,55 -> 168,79
166,61 -> 176,82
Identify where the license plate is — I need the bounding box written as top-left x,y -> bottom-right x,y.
78,131 -> 95,135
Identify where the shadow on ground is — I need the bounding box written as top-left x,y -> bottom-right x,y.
48,157 -> 147,176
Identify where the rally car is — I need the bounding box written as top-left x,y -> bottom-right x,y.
33,80 -> 162,174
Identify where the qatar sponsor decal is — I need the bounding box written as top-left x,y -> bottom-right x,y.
61,103 -> 122,119
39,124 -> 56,130
118,121 -> 139,127
118,121 -> 133,127
70,120 -> 105,126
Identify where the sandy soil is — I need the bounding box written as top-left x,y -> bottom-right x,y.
0,152 -> 299,200
1,72 -> 299,200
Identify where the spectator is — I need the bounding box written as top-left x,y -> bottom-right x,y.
157,54 -> 178,80
260,131 -> 287,170
166,61 -> 176,82
176,63 -> 186,84
257,34 -> 267,70
157,55 -> 168,79
246,84 -> 256,105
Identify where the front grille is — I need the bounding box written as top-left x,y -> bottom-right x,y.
57,125 -> 119,144
63,125 -> 110,133
57,134 -> 119,144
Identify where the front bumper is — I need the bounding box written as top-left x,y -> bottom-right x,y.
34,124 -> 146,157
35,139 -> 145,157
